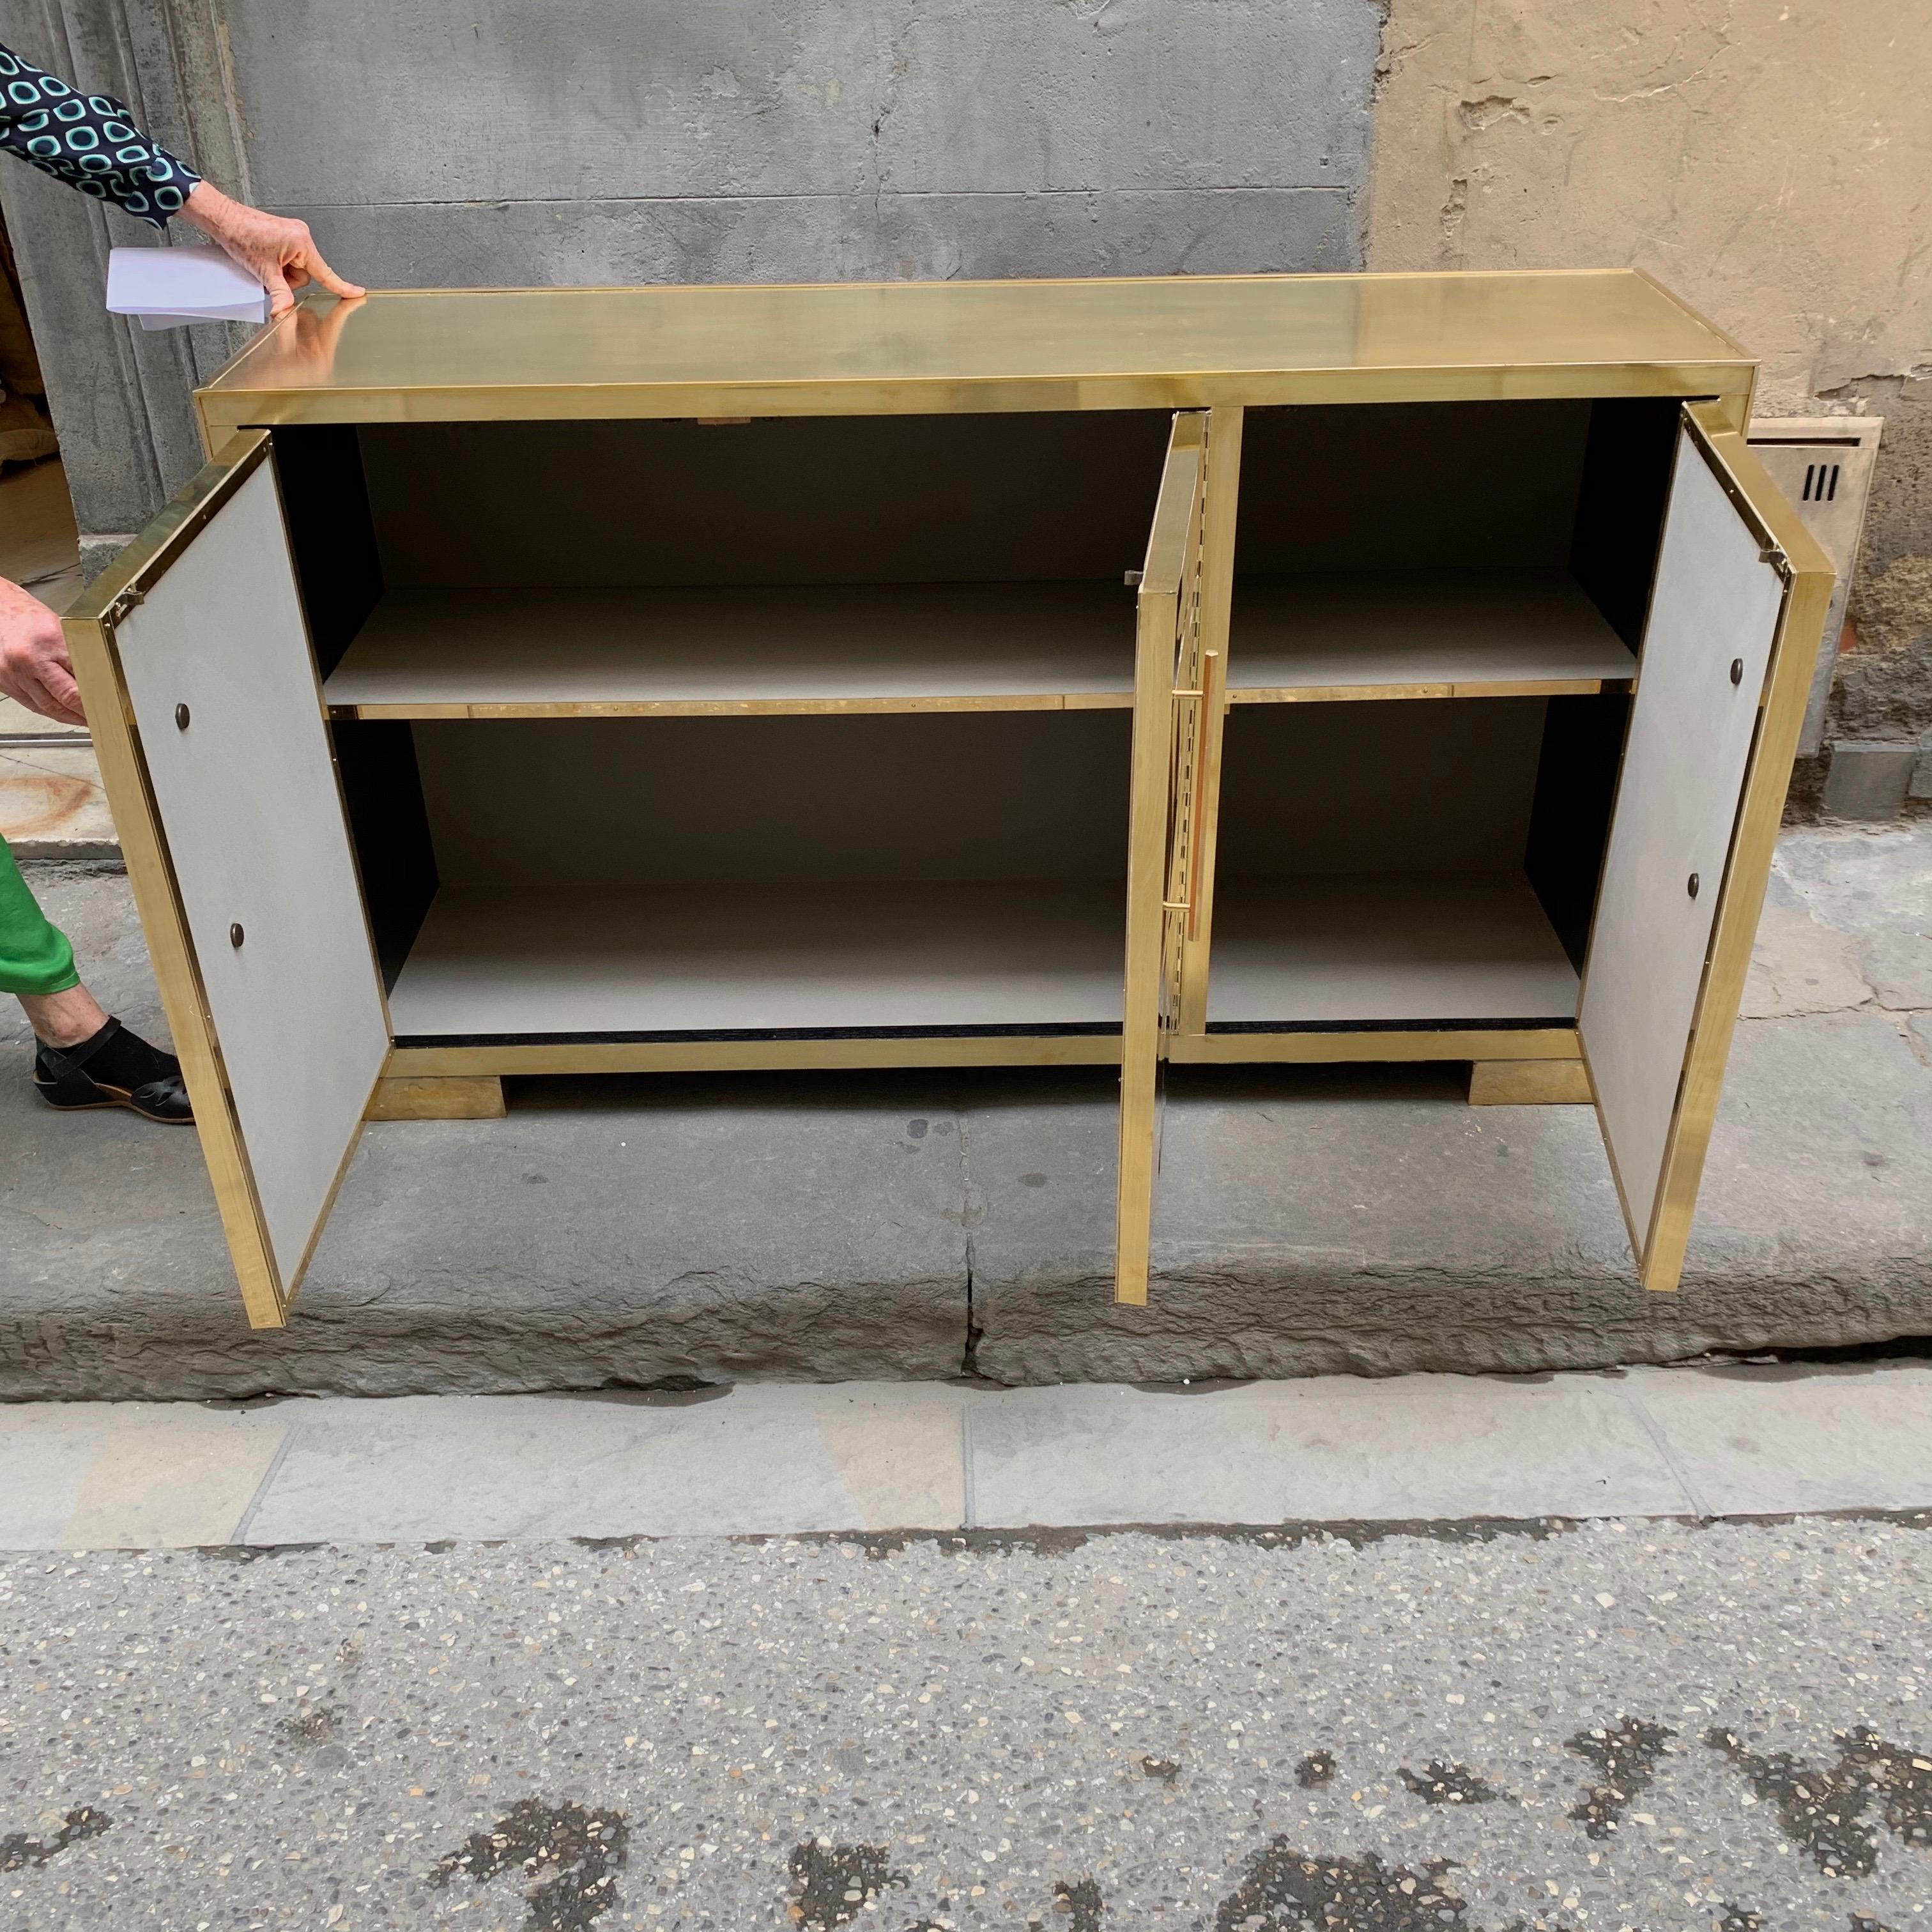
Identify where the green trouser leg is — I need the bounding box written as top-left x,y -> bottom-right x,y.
0,833 -> 79,998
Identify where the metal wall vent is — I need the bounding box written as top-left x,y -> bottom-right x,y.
1746,416 -> 1884,755
1798,460 -> 1841,503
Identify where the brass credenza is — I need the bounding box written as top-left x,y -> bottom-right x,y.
66,272 -> 1833,1328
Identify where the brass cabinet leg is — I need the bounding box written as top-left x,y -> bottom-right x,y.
1115,1054 -> 1158,1308
366,1075 -> 507,1121
1468,1059 -> 1594,1106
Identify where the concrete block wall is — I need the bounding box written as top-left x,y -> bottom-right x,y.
0,0 -> 1383,555
0,1 -> 226,556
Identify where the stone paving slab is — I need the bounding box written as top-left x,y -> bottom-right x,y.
1624,1359 -> 1932,1516
0,743 -> 116,859
4,1362 -> 1931,1552
963,1374 -> 1697,1528
3,829 -> 1929,1398
240,1384 -> 970,1547
963,1004 -> 1932,1383
1774,826 -> 1932,1010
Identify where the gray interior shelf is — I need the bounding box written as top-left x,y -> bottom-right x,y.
323,583 -> 1138,717
1227,569 -> 1638,700
387,880 -> 1130,1039
1204,871 -> 1582,1027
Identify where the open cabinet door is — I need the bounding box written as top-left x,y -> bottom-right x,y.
1114,411 -> 1207,1305
1579,404 -> 1835,1293
65,433 -> 390,1328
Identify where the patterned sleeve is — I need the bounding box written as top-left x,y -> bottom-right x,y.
0,39 -> 201,228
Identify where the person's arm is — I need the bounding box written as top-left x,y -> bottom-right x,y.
0,38 -> 199,227
0,577 -> 84,727
0,38 -> 362,316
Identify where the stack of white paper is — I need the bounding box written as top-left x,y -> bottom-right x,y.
105,245 -> 270,331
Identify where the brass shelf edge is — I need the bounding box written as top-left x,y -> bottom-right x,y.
1225,676 -> 1625,706
328,691 -> 1138,722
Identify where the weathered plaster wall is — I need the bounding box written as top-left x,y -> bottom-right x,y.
1365,0 -> 1932,816
1821,371 -> 1932,810
0,0 -> 1383,550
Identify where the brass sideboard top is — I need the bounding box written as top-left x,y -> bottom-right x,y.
196,269 -> 1755,435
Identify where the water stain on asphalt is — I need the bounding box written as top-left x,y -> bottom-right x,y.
1213,1842 -> 1471,1931
1,1806 -> 111,1872
786,1839 -> 907,1928
1838,1727 -> 1932,1850
1397,1761 -> 1510,1805
1296,1751 -> 1337,1789
1565,1716 -> 1676,1839
198,1542 -> 325,1563
429,1798 -> 630,1929
277,1702 -> 340,1744
1052,1874 -> 1104,1928
753,1517 -> 1583,1563
1705,1728 -> 1879,1878
1705,1723 -> 1932,1878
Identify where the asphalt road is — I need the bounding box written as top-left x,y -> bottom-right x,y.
3,1515 -> 1929,1931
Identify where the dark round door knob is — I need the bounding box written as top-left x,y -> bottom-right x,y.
1687,873 -> 1701,900
229,923 -> 245,948
174,703 -> 190,730
1729,658 -> 1745,686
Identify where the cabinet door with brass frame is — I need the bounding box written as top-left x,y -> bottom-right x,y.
64,432 -> 391,1329
1172,406 -> 1243,1042
1578,402 -> 1834,1293
1114,410 -> 1207,1306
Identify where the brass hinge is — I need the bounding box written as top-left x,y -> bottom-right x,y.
103,586 -> 146,627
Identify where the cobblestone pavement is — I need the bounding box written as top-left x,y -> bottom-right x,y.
3,1514 -> 1929,1930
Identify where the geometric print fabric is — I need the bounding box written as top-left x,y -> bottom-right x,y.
1,38 -> 199,228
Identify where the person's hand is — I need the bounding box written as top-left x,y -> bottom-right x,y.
183,181 -> 365,318
0,576 -> 84,726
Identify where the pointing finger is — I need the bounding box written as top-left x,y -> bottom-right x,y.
303,245 -> 366,300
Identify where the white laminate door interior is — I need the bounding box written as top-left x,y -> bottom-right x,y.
114,456 -> 389,1293
1579,420 -> 1788,1264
